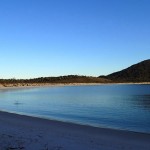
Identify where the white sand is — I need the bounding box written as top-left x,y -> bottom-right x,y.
0,111 -> 150,150
0,82 -> 150,91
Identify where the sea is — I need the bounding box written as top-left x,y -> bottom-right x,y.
0,84 -> 150,133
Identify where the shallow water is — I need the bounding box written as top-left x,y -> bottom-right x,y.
0,85 -> 150,133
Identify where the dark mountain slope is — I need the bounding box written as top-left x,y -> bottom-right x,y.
104,59 -> 150,82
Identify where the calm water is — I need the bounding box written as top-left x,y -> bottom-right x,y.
0,85 -> 150,133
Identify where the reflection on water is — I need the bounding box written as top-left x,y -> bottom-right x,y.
133,95 -> 150,110
0,85 -> 150,133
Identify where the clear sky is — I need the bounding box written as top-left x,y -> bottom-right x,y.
0,0 -> 150,79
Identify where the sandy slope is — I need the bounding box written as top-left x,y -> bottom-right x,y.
0,111 -> 150,150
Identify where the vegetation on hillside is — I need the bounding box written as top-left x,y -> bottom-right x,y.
1,59 -> 149,85
99,59 -> 150,82
0,75 -> 111,85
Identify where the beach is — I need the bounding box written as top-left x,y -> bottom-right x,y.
0,111 -> 150,150
1,0 -> 149,149
0,82 -> 150,90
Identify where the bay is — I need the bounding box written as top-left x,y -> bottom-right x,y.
0,84 -> 150,133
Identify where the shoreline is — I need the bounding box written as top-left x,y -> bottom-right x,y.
1,109 -> 149,135
0,110 -> 150,150
2,108 -> 150,135
0,82 -> 150,90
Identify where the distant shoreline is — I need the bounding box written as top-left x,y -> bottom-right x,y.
0,82 -> 150,90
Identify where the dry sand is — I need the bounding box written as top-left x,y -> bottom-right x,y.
0,82 -> 150,90
0,111 -> 150,150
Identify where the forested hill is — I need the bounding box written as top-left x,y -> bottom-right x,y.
100,59 -> 150,82
0,75 -> 111,85
1,60 -> 150,85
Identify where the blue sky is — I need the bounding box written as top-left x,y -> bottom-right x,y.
0,0 -> 150,79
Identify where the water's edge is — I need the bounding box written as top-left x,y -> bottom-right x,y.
1,109 -> 150,135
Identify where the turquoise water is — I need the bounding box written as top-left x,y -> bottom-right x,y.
0,85 -> 150,133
